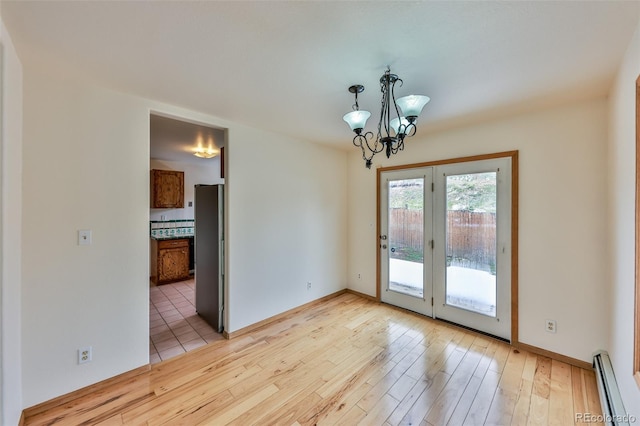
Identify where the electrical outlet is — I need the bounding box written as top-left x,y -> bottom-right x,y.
78,346 -> 92,364
307,282 -> 311,290
545,319 -> 557,333
78,230 -> 92,245
358,273 -> 361,280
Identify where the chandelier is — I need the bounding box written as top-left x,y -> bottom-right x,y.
343,68 -> 430,169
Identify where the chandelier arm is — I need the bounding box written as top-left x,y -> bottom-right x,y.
378,79 -> 386,142
352,132 -> 365,149
391,130 -> 407,155
405,122 -> 417,138
394,139 -> 405,154
365,135 -> 383,156
352,132 -> 381,153
391,77 -> 404,127
352,135 -> 370,163
385,80 -> 391,138
352,132 -> 378,169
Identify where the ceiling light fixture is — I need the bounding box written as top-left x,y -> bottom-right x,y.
193,147 -> 218,158
343,68 -> 430,169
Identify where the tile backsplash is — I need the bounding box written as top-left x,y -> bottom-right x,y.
150,220 -> 194,238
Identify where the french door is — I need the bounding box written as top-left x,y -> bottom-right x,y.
380,168 -> 434,316
379,156 -> 513,341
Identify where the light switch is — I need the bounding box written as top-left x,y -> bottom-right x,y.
78,230 -> 92,245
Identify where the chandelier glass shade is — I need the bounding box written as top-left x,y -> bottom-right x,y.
343,68 -> 430,168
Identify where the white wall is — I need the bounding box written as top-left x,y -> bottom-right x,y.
347,98 -> 609,363
20,66 -> 348,407
608,18 -> 640,419
0,16 -> 23,426
226,126 -> 348,332
21,69 -> 151,408
149,158 -> 223,222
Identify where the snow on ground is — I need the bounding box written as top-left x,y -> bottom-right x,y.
389,259 -> 496,315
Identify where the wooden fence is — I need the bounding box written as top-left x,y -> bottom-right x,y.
389,209 -> 496,272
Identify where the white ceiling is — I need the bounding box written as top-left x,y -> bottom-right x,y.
2,1 -> 639,155
150,114 -> 225,164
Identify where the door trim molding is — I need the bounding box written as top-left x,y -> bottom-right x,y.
376,150 -> 519,343
634,74 -> 640,388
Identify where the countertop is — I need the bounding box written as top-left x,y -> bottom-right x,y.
150,235 -> 194,241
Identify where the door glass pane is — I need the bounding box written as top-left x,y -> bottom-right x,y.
388,178 -> 424,298
446,172 -> 497,316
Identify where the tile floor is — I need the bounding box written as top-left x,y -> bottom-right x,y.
149,278 -> 223,363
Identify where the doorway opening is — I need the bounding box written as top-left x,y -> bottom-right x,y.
149,112 -> 227,363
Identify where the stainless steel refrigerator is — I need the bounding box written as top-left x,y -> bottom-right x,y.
194,184 -> 224,332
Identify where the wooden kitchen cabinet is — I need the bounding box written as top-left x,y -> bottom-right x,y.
151,238 -> 190,284
151,169 -> 184,208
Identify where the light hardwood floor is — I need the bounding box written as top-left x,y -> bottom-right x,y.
23,293 -> 602,425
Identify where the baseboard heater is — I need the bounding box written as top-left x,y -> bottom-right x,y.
593,350 -> 629,425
